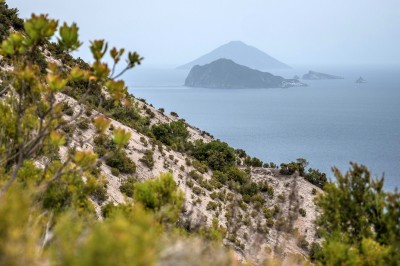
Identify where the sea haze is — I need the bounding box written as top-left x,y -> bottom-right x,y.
127,65 -> 400,190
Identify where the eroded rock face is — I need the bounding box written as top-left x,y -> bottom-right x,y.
302,70 -> 343,80
185,59 -> 306,89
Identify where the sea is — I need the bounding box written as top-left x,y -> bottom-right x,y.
126,65 -> 400,190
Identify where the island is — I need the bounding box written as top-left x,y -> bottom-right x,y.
178,41 -> 291,70
184,58 -> 306,89
302,70 -> 344,80
356,76 -> 367,83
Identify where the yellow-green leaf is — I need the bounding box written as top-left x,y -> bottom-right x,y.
113,128 -> 131,147
94,115 -> 111,133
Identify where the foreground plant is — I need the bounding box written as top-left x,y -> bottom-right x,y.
0,12 -> 140,198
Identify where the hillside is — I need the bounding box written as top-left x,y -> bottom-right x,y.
185,59 -> 306,89
2,3 -> 398,266
177,41 -> 291,70
57,92 -> 321,263
0,4 -> 320,265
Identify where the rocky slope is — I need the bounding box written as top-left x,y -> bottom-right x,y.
185,59 -> 306,89
58,89 -> 321,264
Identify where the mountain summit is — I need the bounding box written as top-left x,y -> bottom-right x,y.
177,41 -> 290,70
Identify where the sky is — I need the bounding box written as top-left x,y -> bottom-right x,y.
7,0 -> 400,67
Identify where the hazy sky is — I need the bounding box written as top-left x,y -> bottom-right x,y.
7,0 -> 400,66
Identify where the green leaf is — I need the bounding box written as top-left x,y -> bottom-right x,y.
0,33 -> 25,56
127,51 -> 143,68
47,73 -> 67,92
113,128 -> 131,147
49,131 -> 66,146
110,47 -> 125,64
24,14 -> 58,44
92,61 -> 110,81
58,22 -> 82,51
105,80 -> 126,101
90,39 -> 108,61
73,150 -> 97,168
94,115 -> 111,133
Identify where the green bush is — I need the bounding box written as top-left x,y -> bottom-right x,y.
119,176 -> 136,197
151,120 -> 188,149
240,182 -> 259,196
206,201 -> 218,211
299,208 -> 306,217
77,118 -> 90,130
192,186 -> 204,196
297,236 -> 309,251
140,150 -> 154,169
305,168 -> 327,189
192,140 -> 236,171
111,167 -> 120,176
133,172 -> 184,223
244,156 -> 263,167
188,170 -> 202,181
106,150 -> 136,174
192,160 -> 208,174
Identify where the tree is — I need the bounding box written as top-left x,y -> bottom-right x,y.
0,13 -> 140,198
192,140 -> 236,171
314,163 -> 400,265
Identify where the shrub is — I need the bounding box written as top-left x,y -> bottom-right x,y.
192,186 -> 204,196
140,150 -> 154,169
240,182 -> 259,196
119,176 -> 136,197
151,120 -> 188,149
299,208 -> 306,217
90,180 -> 108,203
77,118 -> 90,130
279,162 -> 297,175
186,179 -> 194,188
244,156 -> 263,167
259,181 -> 274,197
62,102 -> 73,116
210,192 -> 218,200
85,108 -> 92,117
192,160 -> 208,174
133,172 -> 184,223
225,166 -> 249,185
305,168 -> 327,189
278,194 -> 285,202
111,167 -> 120,176
309,242 -> 323,261
297,236 -> 309,251
206,201 -> 218,211
188,170 -> 202,181
105,150 -> 136,174
192,140 -> 236,171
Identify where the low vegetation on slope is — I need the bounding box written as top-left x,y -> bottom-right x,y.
0,3 -> 398,265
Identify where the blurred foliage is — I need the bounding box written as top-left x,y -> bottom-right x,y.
314,163 -> 400,265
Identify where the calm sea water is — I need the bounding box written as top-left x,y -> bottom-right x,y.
127,65 -> 400,190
